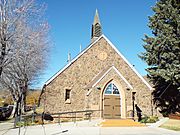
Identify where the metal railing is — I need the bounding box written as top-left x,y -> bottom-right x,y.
15,109 -> 101,127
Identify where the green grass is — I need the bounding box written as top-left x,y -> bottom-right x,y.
160,119 -> 180,131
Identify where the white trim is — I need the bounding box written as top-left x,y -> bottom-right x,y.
102,35 -> 153,90
45,34 -> 153,90
45,36 -> 103,85
92,66 -> 133,89
113,66 -> 134,89
92,67 -> 112,87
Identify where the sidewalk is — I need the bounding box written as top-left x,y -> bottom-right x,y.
1,119 -> 180,135
3,124 -> 180,135
147,117 -> 169,128
0,120 -> 14,135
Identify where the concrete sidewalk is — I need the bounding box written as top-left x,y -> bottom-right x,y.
1,120 -> 180,135
147,117 -> 169,128
2,125 -> 180,135
0,120 -> 14,135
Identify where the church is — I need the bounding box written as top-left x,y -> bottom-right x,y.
39,10 -> 155,119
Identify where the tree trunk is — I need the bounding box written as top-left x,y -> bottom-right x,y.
22,80 -> 28,112
0,42 -> 6,77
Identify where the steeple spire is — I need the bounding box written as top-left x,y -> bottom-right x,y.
91,9 -> 102,43
93,9 -> 101,25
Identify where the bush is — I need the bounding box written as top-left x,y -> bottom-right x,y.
140,116 -> 148,123
161,111 -> 169,117
16,121 -> 33,127
15,115 -> 35,127
140,116 -> 159,123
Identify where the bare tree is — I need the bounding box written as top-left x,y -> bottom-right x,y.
0,0 -> 49,117
0,0 -> 47,76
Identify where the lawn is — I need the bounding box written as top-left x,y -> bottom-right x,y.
160,119 -> 180,131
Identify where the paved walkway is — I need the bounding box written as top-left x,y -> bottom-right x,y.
1,124 -> 180,135
0,120 -> 14,135
0,119 -> 180,135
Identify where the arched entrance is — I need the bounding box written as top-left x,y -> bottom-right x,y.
103,82 -> 121,119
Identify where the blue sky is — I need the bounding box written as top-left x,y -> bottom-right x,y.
36,0 -> 156,88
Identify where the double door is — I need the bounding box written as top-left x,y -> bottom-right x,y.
103,95 -> 121,119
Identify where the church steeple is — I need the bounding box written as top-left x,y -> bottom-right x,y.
91,9 -> 102,43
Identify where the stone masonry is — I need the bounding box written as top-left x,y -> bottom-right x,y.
40,36 -> 154,118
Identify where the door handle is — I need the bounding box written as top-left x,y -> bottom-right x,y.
112,106 -> 114,110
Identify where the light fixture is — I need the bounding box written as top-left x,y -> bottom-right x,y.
96,86 -> 101,90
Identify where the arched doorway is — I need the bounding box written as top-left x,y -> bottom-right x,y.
103,82 -> 121,119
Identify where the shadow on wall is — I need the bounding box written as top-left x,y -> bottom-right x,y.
135,104 -> 142,121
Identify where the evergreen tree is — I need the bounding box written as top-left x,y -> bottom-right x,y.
140,0 -> 180,114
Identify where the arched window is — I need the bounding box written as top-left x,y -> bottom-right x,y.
104,83 -> 120,95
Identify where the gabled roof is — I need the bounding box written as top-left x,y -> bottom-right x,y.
85,66 -> 133,89
45,34 -> 153,90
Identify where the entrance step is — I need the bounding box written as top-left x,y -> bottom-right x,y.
100,119 -> 145,127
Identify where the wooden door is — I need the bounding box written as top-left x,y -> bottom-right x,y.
103,95 -> 121,119
112,96 -> 121,118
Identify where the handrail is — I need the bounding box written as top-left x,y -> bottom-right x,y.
21,109 -> 102,117
16,109 -> 102,127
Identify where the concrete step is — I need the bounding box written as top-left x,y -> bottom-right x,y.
100,119 -> 145,127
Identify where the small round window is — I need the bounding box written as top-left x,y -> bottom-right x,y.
104,83 -> 120,95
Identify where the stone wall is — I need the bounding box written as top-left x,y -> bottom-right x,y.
41,37 -> 152,118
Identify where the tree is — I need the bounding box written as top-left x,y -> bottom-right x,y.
1,24 -> 49,115
140,0 -> 180,115
0,0 -> 47,76
26,90 -> 41,106
0,0 -> 49,117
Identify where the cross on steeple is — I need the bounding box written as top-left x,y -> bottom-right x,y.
91,9 -> 102,43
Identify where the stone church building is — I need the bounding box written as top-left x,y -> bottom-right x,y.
40,10 -> 154,119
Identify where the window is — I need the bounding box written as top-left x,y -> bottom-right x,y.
105,83 -> 112,94
112,84 -> 119,94
65,89 -> 71,101
104,83 -> 120,95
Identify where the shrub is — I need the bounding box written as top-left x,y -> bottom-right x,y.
161,111 -> 169,117
140,116 -> 159,123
